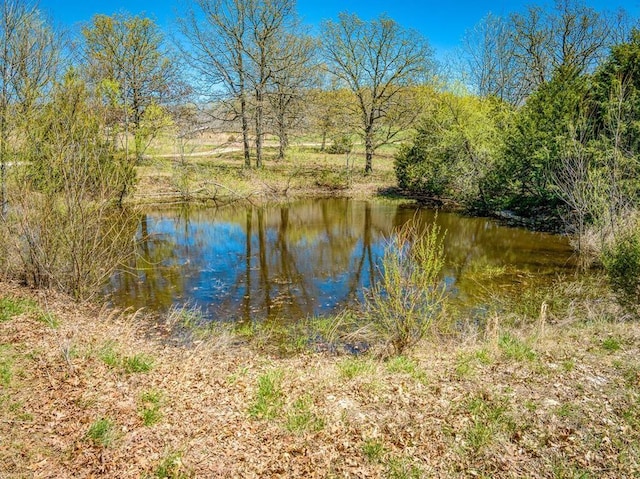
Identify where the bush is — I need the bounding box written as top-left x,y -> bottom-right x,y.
365,218 -> 447,355
314,169 -> 351,190
1,72 -> 139,300
394,142 -> 451,196
602,226 -> 640,314
326,135 -> 353,154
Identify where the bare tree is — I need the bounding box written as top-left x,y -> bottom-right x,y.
462,13 -> 523,104
549,0 -> 611,74
321,13 -> 433,174
465,1 -> 615,105
0,0 -> 59,215
267,32 -> 317,160
179,0 -> 252,167
244,0 -> 297,168
180,0 -> 299,168
510,5 -> 554,96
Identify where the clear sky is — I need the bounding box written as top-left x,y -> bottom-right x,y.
38,0 -> 640,55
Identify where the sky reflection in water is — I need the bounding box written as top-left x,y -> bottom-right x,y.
108,198 -> 578,322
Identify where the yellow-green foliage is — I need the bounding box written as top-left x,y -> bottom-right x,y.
365,218 -> 446,354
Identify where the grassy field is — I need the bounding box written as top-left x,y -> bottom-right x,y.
1,277 -> 640,478
133,133 -> 403,205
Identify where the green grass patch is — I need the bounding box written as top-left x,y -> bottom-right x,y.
385,355 -> 427,383
285,394 -> 324,433
337,358 -> 374,380
86,417 -> 118,447
0,358 -> 12,388
122,353 -> 154,373
36,311 -> 59,328
249,369 -> 284,420
556,402 -> 579,419
0,297 -> 36,322
386,456 -> 424,479
99,342 -> 120,368
461,393 -> 517,455
362,438 -> 386,462
139,390 -> 163,426
98,343 -> 154,373
549,455 -> 593,479
498,333 -> 536,362
621,364 -> 640,388
601,336 -> 622,352
455,349 -> 493,379
155,450 -> 189,479
0,345 -> 16,388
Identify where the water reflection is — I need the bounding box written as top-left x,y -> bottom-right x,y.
108,199 -> 578,322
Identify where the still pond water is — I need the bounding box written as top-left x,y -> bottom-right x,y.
108,198 -> 579,322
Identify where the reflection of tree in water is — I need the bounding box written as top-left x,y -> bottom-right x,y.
238,200 -> 391,323
107,199 -> 576,323
110,214 -> 187,310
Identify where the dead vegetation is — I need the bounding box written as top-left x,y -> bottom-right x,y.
1,279 -> 639,478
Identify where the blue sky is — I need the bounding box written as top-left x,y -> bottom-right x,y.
39,0 -> 640,55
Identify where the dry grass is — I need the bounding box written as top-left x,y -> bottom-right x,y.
132,134 -> 400,206
1,280 -> 640,478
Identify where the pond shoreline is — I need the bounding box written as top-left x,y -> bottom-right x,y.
131,158 -> 571,237
109,198 -> 578,323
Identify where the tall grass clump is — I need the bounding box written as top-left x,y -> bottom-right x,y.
365,218 -> 447,355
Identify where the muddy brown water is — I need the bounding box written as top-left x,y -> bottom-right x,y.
107,198 -> 579,323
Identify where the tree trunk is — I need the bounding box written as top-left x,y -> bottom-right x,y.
240,93 -> 251,168
364,128 -> 374,174
255,89 -> 263,168
277,116 -> 287,161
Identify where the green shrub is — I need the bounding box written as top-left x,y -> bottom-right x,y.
326,135 -> 353,154
394,142 -> 451,196
314,169 -> 351,190
602,227 -> 640,313
365,218 -> 447,355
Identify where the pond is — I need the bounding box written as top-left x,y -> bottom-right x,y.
107,198 -> 579,322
